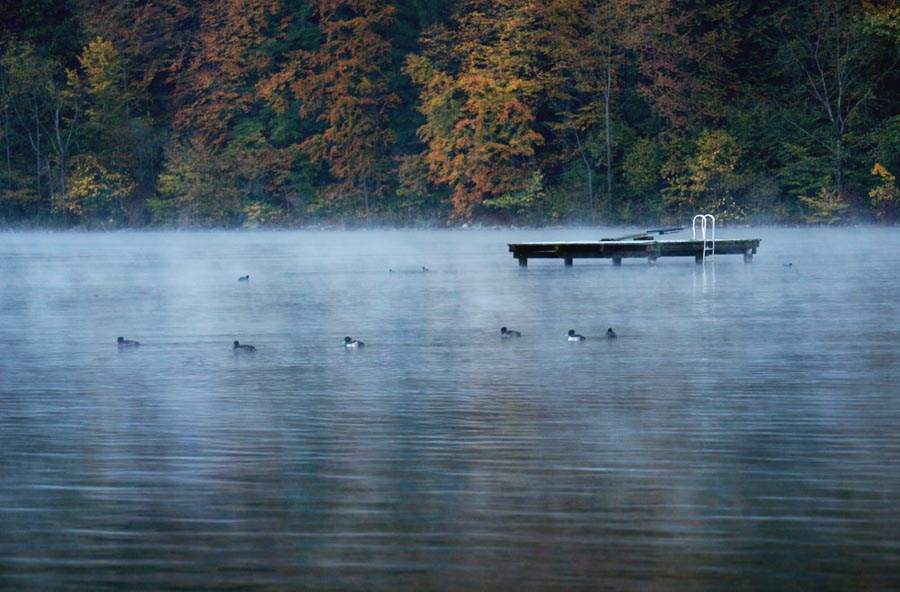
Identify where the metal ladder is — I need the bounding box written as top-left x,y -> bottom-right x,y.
692,214 -> 716,263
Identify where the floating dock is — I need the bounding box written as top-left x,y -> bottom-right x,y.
509,228 -> 760,266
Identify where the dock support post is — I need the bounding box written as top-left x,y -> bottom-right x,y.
695,255 -> 704,264
564,258 -> 573,267
648,256 -> 657,265
613,258 -> 622,266
518,257 -> 528,267
743,250 -> 753,263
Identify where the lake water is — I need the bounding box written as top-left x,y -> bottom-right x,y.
1,227 -> 898,591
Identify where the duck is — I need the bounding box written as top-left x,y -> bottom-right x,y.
500,326 -> 522,338
606,328 -> 617,338
233,340 -> 256,352
238,275 -> 250,281
567,329 -> 586,341
117,336 -> 140,347
344,336 -> 365,348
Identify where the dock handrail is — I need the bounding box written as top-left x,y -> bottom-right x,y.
692,214 -> 716,263
602,226 -> 684,241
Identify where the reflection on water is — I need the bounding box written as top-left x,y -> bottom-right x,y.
1,228 -> 899,591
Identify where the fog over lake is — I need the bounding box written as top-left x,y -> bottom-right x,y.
1,227 -> 899,591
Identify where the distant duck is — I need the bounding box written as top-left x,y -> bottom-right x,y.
606,328 -> 617,338
782,263 -> 792,267
567,329 -> 586,341
421,266 -> 429,272
117,336 -> 140,347
238,275 -> 250,281
233,340 -> 256,352
500,326 -> 521,338
344,336 -> 365,348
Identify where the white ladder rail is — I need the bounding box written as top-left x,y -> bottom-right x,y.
692,214 -> 716,263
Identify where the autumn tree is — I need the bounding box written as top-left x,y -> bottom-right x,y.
156,138 -> 242,226
260,0 -> 399,218
63,37 -> 157,222
153,0 -> 296,224
173,0 -> 282,140
406,0 -> 547,219
74,0 -> 199,111
57,154 -> 135,220
5,0 -> 900,226
665,129 -> 747,220
614,0 -> 743,133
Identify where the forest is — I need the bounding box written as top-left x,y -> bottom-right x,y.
1,0 -> 899,227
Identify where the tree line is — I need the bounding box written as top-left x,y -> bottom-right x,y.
1,0 -> 898,227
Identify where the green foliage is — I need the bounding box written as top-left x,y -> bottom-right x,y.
1,39 -> 79,205
393,152 -> 451,222
867,115 -> 900,172
623,138 -> 663,196
778,141 -> 834,213
663,130 -> 747,221
0,185 -> 44,219
483,171 -> 546,218
534,186 -> 580,223
243,201 -> 286,227
740,173 -> 785,222
799,188 -> 848,224
145,196 -> 178,226
59,154 -> 134,220
157,139 -> 242,227
76,37 -> 127,121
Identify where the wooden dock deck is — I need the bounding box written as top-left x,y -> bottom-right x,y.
509,237 -> 760,266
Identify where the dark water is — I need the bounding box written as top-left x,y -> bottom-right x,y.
1,227 -> 899,591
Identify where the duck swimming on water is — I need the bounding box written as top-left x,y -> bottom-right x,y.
233,340 -> 256,351
344,336 -> 365,348
567,329 -> 586,341
500,327 -> 521,338
606,328 -> 617,338
117,336 -> 140,347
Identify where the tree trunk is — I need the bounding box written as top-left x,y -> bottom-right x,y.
33,98 -> 41,199
573,128 -> 594,223
835,134 -> 843,196
604,42 -> 613,217
2,107 -> 10,184
363,177 -> 370,219
49,100 -> 75,198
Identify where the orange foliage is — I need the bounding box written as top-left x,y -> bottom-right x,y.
267,0 -> 399,207
612,0 -> 741,131
173,0 -> 282,139
78,0 -> 198,102
406,0 -> 547,218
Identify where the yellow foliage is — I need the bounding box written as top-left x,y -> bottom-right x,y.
799,188 -> 848,224
60,155 -> 134,218
871,162 -> 895,182
664,130 -> 744,219
76,37 -> 128,123
869,162 -> 899,217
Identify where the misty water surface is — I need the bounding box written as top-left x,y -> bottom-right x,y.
1,227 -> 899,591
